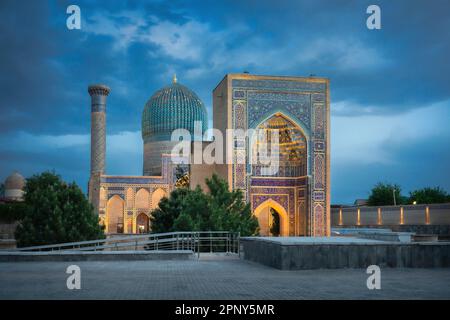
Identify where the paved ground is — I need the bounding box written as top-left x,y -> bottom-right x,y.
0,255 -> 449,299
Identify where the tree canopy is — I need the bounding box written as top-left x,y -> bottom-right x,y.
15,172 -> 104,247
367,182 -> 450,206
409,187 -> 450,204
367,182 -> 406,206
150,174 -> 259,236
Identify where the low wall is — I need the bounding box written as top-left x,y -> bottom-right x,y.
0,250 -> 194,262
241,237 -> 450,270
331,203 -> 450,234
335,225 -> 450,236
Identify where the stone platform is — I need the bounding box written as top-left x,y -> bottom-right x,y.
0,250 -> 194,262
240,237 -> 450,270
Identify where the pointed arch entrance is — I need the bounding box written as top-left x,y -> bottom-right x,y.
253,199 -> 289,237
251,113 -> 308,177
106,195 -> 124,234
136,212 -> 150,233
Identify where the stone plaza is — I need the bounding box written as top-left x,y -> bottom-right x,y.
1,256 -> 450,299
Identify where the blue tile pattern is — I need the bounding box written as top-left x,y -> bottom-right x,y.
142,82 -> 207,142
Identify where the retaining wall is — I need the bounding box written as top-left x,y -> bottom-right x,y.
241,237 -> 450,270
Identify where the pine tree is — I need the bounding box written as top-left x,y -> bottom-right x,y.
15,172 -> 105,247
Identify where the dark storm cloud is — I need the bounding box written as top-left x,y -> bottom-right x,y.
0,0 -> 449,201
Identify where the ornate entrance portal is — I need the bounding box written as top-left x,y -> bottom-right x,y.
219,74 -> 330,236
251,114 -> 307,236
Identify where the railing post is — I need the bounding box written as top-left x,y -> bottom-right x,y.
226,233 -> 228,253
197,232 -> 200,259
210,231 -> 212,253
238,232 -> 240,257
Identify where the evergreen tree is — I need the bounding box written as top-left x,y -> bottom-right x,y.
150,187 -> 192,233
150,174 -> 259,236
15,172 -> 104,247
205,174 -> 258,236
0,202 -> 27,223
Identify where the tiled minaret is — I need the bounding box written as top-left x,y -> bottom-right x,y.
88,84 -> 110,174
88,84 -> 110,213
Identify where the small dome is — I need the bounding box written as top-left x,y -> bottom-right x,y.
142,76 -> 207,142
5,171 -> 25,190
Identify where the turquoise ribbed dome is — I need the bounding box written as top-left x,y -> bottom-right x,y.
142,78 -> 207,142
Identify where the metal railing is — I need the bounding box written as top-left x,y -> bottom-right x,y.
11,231 -> 240,258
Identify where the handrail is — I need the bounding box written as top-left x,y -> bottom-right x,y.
10,231 -> 240,257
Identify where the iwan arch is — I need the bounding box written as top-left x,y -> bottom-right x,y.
88,74 -> 330,236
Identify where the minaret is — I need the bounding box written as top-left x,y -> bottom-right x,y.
88,84 -> 110,175
88,84 -> 110,212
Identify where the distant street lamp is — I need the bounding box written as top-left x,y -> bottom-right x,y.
393,187 -> 397,206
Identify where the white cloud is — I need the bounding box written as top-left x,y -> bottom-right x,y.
144,20 -> 210,61
83,11 -> 152,50
82,10 -> 387,80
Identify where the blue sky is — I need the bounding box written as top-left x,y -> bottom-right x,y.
0,0 -> 449,204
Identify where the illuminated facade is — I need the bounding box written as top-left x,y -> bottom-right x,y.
88,74 -> 330,236
211,74 -> 330,236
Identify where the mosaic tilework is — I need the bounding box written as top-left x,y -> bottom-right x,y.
251,193 -> 289,214
314,153 -> 325,190
251,177 -> 307,187
313,191 -> 325,201
233,90 -> 246,99
142,82 -> 207,142
233,100 -> 247,130
314,203 -> 324,236
232,79 -> 326,92
229,76 -> 329,236
247,97 -> 310,130
314,140 -> 325,151
297,199 -> 306,235
313,103 -> 325,139
91,112 -> 106,174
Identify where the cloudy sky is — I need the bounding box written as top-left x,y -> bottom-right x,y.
0,0 -> 449,204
